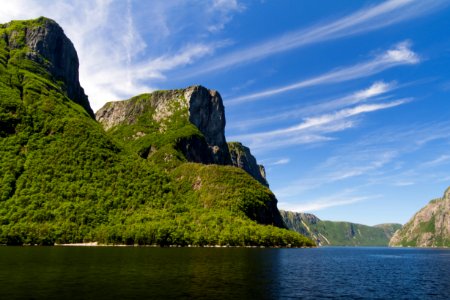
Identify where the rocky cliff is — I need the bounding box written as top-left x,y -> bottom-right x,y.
0,17 -> 313,247
96,87 -> 270,187
389,187 -> 450,247
280,210 -> 401,246
96,86 -> 231,165
1,17 -> 93,117
228,142 -> 268,187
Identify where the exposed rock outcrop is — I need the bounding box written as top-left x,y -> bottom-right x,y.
228,142 -> 269,187
3,17 -> 93,117
96,87 -> 273,187
280,210 -> 402,246
96,86 -> 231,165
389,187 -> 450,247
186,86 -> 230,165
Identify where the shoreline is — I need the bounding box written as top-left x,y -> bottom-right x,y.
39,242 -> 313,248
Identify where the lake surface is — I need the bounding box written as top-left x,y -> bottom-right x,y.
0,246 -> 449,299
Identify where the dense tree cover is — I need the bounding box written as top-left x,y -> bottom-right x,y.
281,211 -> 402,246
0,18 -> 314,247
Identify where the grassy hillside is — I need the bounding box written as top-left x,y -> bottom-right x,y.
0,18 -> 313,247
281,211 -> 401,246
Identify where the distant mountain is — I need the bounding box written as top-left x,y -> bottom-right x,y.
0,17 -> 313,247
390,188 -> 450,247
280,210 -> 401,246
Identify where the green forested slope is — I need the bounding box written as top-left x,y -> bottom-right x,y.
281,210 -> 401,246
0,17 -> 313,247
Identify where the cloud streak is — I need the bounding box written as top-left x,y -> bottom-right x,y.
230,99 -> 410,151
226,42 -> 419,105
228,81 -> 396,130
279,193 -> 374,212
274,121 -> 450,206
189,0 -> 446,76
0,0 -> 243,111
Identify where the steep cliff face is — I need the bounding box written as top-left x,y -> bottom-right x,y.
1,17 -> 93,117
228,142 -> 268,187
96,86 -> 231,165
96,87 -> 271,188
186,87 -> 230,165
0,17 -> 313,247
390,188 -> 450,247
280,210 -> 401,246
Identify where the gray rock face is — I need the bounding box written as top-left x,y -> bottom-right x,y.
95,86 -> 272,185
7,17 -> 93,117
228,142 -> 268,187
175,135 -> 214,164
96,86 -> 231,165
185,86 -> 230,165
389,187 -> 450,247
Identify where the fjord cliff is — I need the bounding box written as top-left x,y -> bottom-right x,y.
95,86 -> 283,227
280,210 -> 401,246
96,86 -> 231,165
389,188 -> 450,247
0,17 -> 312,247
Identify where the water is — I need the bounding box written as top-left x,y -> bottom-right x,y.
0,247 -> 449,299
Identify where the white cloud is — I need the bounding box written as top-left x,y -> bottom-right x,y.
420,155 -> 450,167
260,158 -> 291,167
208,0 -> 245,32
229,99 -> 410,151
226,42 -> 419,105
279,194 -> 373,212
269,158 -> 290,166
274,121 -> 450,205
187,0 -> 446,76
383,40 -> 420,63
228,81 -> 396,130
353,81 -> 394,99
0,0 -> 243,111
274,149 -> 398,201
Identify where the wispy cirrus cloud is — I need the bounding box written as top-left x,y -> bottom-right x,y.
259,158 -> 291,167
274,121 -> 450,206
420,155 -> 450,167
274,149 -> 399,201
230,99 -> 410,151
226,42 -> 419,105
279,192 -> 375,213
229,81 -> 396,130
0,0 -> 244,110
188,0 -> 446,77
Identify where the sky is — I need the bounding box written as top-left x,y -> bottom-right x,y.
1,0 -> 450,226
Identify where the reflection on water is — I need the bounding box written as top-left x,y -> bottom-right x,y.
0,247 -> 282,299
0,247 -> 449,299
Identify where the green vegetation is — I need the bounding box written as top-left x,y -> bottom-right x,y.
281,211 -> 401,246
0,18 -> 313,247
389,193 -> 449,248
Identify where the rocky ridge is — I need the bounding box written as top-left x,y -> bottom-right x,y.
280,210 -> 402,246
228,142 -> 269,187
389,187 -> 450,247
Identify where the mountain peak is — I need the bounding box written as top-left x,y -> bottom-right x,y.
1,17 -> 94,117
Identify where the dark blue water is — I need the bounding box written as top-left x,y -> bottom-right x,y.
0,247 -> 449,299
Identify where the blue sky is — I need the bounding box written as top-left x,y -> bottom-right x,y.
1,0 -> 450,225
